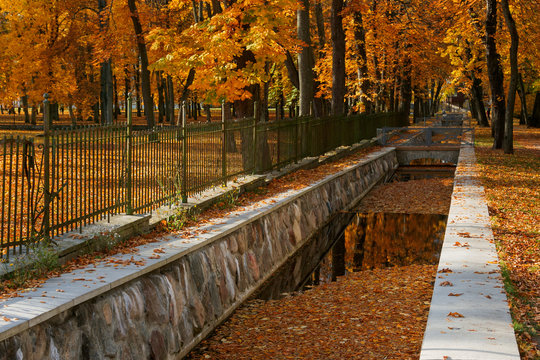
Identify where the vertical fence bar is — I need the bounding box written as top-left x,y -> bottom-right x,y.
221,101 -> 227,185
294,117 -> 299,163
181,101 -> 188,203
253,101 -> 260,173
42,94 -> 51,242
126,95 -> 133,214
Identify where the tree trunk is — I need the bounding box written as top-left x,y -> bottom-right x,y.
501,0 -> 518,154
22,95 -> 29,123
135,62 -> 142,117
284,50 -> 299,89
113,75 -> 120,120
100,59 -> 114,124
314,1 -> 326,48
157,71 -> 165,123
180,68 -> 196,103
167,75 -> 175,123
128,0 -> 155,128
297,0 -> 314,116
531,92 -> 540,128
399,57 -> 412,115
331,0 -> 346,116
517,73 -> 528,125
470,96 -> 479,123
124,67 -> 130,116
31,105 -> 37,125
471,76 -> 490,127
485,0 -> 505,149
98,0 -> 113,125
430,81 -> 443,116
353,11 -> 372,113
68,104 -> 76,125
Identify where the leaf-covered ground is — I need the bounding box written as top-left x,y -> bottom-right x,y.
187,264 -> 436,360
356,177 -> 454,215
475,125 -> 540,360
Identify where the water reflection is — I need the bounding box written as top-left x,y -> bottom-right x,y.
308,213 -> 447,285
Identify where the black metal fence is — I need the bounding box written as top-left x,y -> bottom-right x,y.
0,99 -> 407,259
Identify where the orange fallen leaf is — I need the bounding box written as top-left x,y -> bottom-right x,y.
448,293 -> 463,296
440,281 -> 453,286
447,312 -> 464,318
438,268 -> 453,273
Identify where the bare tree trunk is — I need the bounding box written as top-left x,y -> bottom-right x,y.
128,0 -> 155,128
485,0 -> 505,149
68,104 -> 76,125
517,73 -> 528,125
471,76 -> 490,127
31,105 -> 37,125
353,11 -> 372,113
157,71 -> 165,123
98,0 -> 113,125
430,80 -> 443,115
531,92 -> 540,127
22,95 -> 29,123
331,0 -> 346,116
501,0 -> 518,154
113,75 -> 120,120
284,50 -> 299,89
167,75 -> 174,123
135,62 -> 142,117
297,0 -> 314,116
100,59 -> 114,124
314,1 -> 326,48
399,57 -> 412,115
124,67 -> 130,116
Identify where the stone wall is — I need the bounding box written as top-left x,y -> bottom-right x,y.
0,149 -> 397,360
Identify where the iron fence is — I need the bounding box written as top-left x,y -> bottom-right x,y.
0,98 -> 407,260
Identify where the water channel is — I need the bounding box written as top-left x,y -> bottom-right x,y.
303,212 -> 447,288
188,167 -> 452,358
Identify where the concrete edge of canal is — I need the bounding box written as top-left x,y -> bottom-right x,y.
420,141 -> 520,359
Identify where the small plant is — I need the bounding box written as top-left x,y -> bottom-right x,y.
167,209 -> 198,232
1,242 -> 60,288
82,232 -> 121,255
217,187 -> 241,210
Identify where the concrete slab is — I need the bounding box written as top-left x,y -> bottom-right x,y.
419,145 -> 520,360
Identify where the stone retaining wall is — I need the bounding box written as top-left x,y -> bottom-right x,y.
0,148 -> 398,360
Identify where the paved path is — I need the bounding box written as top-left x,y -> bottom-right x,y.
420,143 -> 520,360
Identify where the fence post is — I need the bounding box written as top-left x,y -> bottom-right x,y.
126,94 -> 133,215
425,128 -> 432,146
42,94 -> 51,242
294,117 -> 299,163
221,101 -> 227,185
253,101 -> 259,172
181,101 -> 188,203
251,116 -> 257,173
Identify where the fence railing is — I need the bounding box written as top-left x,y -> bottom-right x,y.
0,98 -> 408,259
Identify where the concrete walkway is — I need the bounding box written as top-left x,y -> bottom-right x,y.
420,143 -> 520,359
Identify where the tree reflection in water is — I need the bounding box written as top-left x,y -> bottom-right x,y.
313,213 -> 447,284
